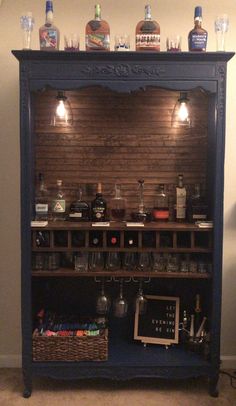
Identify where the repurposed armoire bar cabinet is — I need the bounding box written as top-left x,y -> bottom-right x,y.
13,50 -> 234,397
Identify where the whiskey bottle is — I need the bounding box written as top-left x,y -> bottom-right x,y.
69,187 -> 90,222
187,183 -> 208,222
135,4 -> 160,51
35,173 -> 48,221
110,184 -> 126,221
188,6 -> 207,52
52,180 -> 66,221
175,174 -> 186,222
91,182 -> 107,221
153,184 -> 169,221
85,4 -> 110,51
39,0 -> 60,51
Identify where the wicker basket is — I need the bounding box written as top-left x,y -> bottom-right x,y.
32,329 -> 108,362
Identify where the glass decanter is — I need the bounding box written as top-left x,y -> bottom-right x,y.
110,184 -> 126,221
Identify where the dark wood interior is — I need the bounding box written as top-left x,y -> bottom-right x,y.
34,87 -> 209,216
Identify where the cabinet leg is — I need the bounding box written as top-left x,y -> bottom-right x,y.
208,374 -> 219,397
22,369 -> 32,398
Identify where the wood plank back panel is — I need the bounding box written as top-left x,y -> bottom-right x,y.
34,87 -> 208,216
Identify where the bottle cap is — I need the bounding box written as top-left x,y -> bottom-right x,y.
194,6 -> 202,18
97,182 -> 102,193
46,1 -> 53,12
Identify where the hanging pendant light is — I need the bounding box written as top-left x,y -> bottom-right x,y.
171,92 -> 191,128
51,91 -> 73,127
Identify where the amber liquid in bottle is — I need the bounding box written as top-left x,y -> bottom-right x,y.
136,4 -> 160,51
85,4 -> 110,51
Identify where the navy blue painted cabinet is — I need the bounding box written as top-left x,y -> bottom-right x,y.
12,50 -> 234,398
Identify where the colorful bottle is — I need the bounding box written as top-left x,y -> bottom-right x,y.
35,173 -> 48,221
188,6 -> 207,52
153,184 -> 169,221
52,180 -> 66,221
135,4 -> 160,51
91,182 -> 107,221
85,4 -> 110,51
39,1 -> 60,51
69,187 -> 90,222
175,174 -> 186,222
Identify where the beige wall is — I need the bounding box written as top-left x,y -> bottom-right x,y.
0,0 -> 235,367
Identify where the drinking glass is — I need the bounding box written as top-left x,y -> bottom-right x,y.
89,251 -> 104,271
20,12 -> 34,50
113,279 -> 128,318
123,252 -> 137,271
133,280 -> 147,315
33,253 -> 44,270
166,36 -> 181,52
64,33 -> 80,51
215,14 -> 229,51
95,279 -> 111,315
74,252 -> 88,272
166,254 -> 179,273
48,253 -> 60,270
114,34 -> 130,51
137,252 -> 152,272
152,253 -> 167,272
106,252 -> 121,271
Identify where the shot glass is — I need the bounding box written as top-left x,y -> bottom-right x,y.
64,33 -> 80,51
166,36 -> 181,52
114,34 -> 130,51
215,14 -> 229,51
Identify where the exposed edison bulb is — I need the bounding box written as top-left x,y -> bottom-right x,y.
56,100 -> 67,118
178,101 -> 189,122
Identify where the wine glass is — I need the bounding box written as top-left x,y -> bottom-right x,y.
113,279 -> 128,318
89,252 -> 104,271
106,252 -> 121,271
95,279 -> 111,315
137,252 -> 152,271
133,280 -> 147,315
123,252 -> 137,271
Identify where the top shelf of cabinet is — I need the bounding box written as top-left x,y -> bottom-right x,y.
31,221 -> 213,232
12,50 -> 235,63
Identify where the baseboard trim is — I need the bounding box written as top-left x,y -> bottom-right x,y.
0,355 -> 21,368
221,355 -> 236,369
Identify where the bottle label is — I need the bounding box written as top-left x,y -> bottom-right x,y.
86,34 -> 110,50
52,199 -> 65,213
69,212 -> 82,218
35,204 -> 48,214
153,209 -> 169,220
176,187 -> 186,219
39,29 -> 58,49
136,34 -> 160,49
189,33 -> 207,50
92,207 -> 105,220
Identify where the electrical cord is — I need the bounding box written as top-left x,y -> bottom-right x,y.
220,369 -> 236,389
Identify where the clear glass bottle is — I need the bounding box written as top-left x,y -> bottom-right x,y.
85,4 -> 110,51
188,6 -> 207,52
52,180 -> 66,221
110,184 -> 126,221
187,183 -> 208,222
153,184 -> 169,221
91,182 -> 107,221
39,0 -> 60,51
35,173 -> 48,221
175,174 -> 186,222
69,187 -> 90,222
135,4 -> 160,51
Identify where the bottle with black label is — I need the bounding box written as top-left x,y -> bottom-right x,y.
187,183 -> 208,223
91,182 -> 107,222
69,187 -> 90,222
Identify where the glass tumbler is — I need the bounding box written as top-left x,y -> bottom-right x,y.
74,252 -> 88,272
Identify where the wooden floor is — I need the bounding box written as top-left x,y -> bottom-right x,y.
0,368 -> 235,405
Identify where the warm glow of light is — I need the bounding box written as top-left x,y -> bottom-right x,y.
178,101 -> 189,121
56,100 -> 67,118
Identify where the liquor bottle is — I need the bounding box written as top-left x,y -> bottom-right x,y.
89,231 -> 103,247
35,173 -> 48,221
187,183 -> 208,223
124,231 -> 138,248
52,180 -> 66,221
110,184 -> 126,221
85,4 -> 110,51
188,6 -> 207,52
91,183 -> 107,221
135,4 -> 160,51
153,184 -> 169,221
107,231 -> 120,247
39,0 -> 60,51
175,174 -> 186,222
69,187 -> 90,222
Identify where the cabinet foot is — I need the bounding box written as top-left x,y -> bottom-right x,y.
23,388 -> 32,398
208,375 -> 219,397
22,369 -> 32,398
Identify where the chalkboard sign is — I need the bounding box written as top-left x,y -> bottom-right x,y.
134,295 -> 180,345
